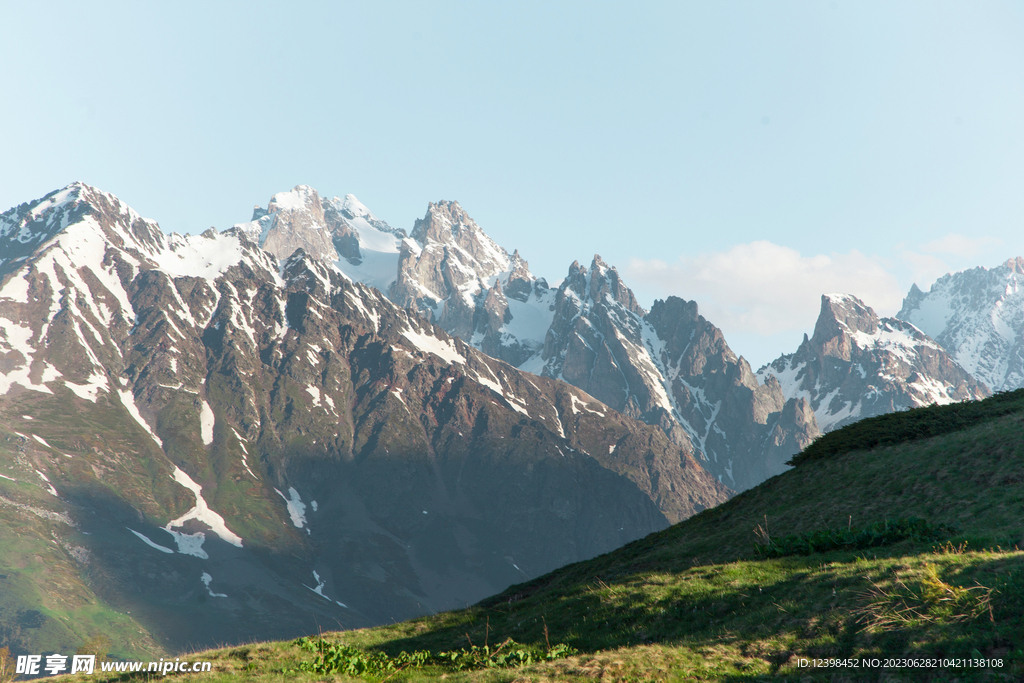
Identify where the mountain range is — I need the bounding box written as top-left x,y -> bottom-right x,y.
0,183 -> 725,655
236,185 -> 824,492
1,181 -> 1021,657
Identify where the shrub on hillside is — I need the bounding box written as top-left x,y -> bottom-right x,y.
754,517 -> 956,558
789,389 -> 1024,467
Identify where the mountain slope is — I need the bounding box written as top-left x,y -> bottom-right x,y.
898,257 -> 1024,392
0,184 -> 729,658
123,383 -> 1024,681
760,293 -> 988,432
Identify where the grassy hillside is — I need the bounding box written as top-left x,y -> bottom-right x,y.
58,396 -> 1024,681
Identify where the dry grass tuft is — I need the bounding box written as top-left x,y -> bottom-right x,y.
854,563 -> 995,632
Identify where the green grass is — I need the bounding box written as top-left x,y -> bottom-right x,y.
0,479 -> 161,661
51,392 -> 1024,681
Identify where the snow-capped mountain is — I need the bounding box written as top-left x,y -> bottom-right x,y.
388,200 -> 554,367
233,188 -> 820,492
527,257 -> 820,491
759,294 -> 988,432
235,184 -> 409,293
235,189 -> 819,493
0,183 -> 728,656
897,257 -> 1024,392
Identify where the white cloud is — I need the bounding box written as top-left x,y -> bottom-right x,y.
622,241 -> 905,341
898,250 -> 951,291
921,233 -> 1001,257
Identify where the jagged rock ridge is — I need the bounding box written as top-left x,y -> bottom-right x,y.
527,256 -> 820,491
759,293 -> 988,432
233,188 -> 820,492
897,257 -> 1024,392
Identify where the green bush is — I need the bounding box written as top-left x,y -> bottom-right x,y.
755,517 -> 956,558
789,388 -> 1024,467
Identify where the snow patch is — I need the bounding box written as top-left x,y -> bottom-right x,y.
473,373 -> 502,395
275,487 -> 308,529
570,393 -> 605,417
166,467 -> 244,547
117,389 -> 163,448
304,570 -> 345,606
35,470 -> 58,496
201,572 -> 228,598
64,372 -> 108,401
127,527 -> 174,554
199,400 -> 215,445
151,231 -> 249,281
0,322 -> 58,395
401,327 -> 464,365
502,294 -> 556,348
0,275 -> 30,303
504,397 -> 529,416
163,528 -> 208,559
230,427 -> 259,479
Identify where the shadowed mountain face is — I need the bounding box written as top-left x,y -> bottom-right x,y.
0,184 -> 729,657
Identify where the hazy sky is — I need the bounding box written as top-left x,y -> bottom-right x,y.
3,1 -> 1023,367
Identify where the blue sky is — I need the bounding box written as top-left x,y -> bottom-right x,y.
2,1 -> 1023,367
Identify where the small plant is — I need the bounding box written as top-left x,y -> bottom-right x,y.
853,563 -> 995,632
293,635 -> 578,676
934,539 -> 970,555
753,515 -> 772,548
0,646 -> 14,683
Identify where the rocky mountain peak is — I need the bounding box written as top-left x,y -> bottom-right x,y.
810,294 -> 879,361
1004,256 -> 1024,274
900,283 -> 926,314
406,201 -> 508,274
267,185 -> 323,216
503,249 -> 536,302
0,181 -> 183,283
641,295 -> 816,490
412,200 -> 473,242
1,183 -> 87,265
897,257 -> 1024,391
339,194 -> 372,220
391,201 -> 510,323
818,293 -> 879,334
550,256 -> 644,316
563,260 -> 589,299
588,255 -> 643,316
762,291 -> 986,433
647,297 -> 732,369
238,185 -> 337,264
